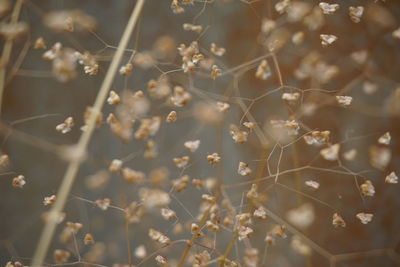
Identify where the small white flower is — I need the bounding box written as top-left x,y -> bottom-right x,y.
378,132 -> 391,145
319,2 -> 340,15
356,212 -> 373,224
320,34 -> 338,46
385,172 -> 398,184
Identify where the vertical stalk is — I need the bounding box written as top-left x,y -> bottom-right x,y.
30,1 -> 146,266
0,0 -> 24,115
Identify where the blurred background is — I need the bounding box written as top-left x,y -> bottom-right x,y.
1,0 -> 400,266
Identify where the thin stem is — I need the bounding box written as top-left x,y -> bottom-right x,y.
218,231 -> 239,267
30,1 -> 146,266
0,0 -> 24,115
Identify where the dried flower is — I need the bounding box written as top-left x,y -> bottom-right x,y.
125,201 -> 144,223
246,184 -> 258,199
216,101 -> 230,112
183,23 -> 202,33
271,224 -> 287,238
238,162 -> 252,176
230,124 -> 249,143
149,228 -> 171,245
319,2 -> 339,15
119,63 -> 133,76
135,117 -> 161,139
170,86 -> 191,107
155,255 -> 168,265
207,153 -> 221,164
43,195 -> 56,206
34,37 -> 47,49
95,198 -> 111,210
356,212 -> 373,224
237,225 -> 254,241
385,171 -> 398,184
56,117 -> 74,134
193,250 -> 211,267
12,175 -> 26,188
336,95 -> 352,106
171,0 -> 185,14
75,51 -> 99,75
320,144 -> 340,161
184,140 -> 200,152
360,180 -> 375,197
191,223 -> 200,233
332,213 -> 346,227
135,245 -> 147,259
253,206 -> 267,219
166,111 -> 177,123
255,59 -> 271,80
349,6 -> 364,23
147,78 -> 171,99
210,43 -> 226,56
211,64 -> 221,79
161,208 -> 176,220
243,121 -> 256,131
107,90 -> 121,105
305,180 -> 320,190
320,34 -> 338,46
202,194 -> 216,203
53,249 -> 70,264
282,92 -> 300,103
59,222 -> 83,243
172,175 -> 189,192
206,220 -> 219,232
109,159 -> 123,173
173,156 -> 190,168
122,168 -> 145,184
303,131 -> 330,146
84,233 -> 95,245
378,132 -> 391,145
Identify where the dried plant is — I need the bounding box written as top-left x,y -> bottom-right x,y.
0,1 -> 400,267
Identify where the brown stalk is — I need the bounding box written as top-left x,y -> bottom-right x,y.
30,0 -> 146,266
0,0 -> 24,115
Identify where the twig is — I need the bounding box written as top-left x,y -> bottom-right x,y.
0,0 -> 24,115
30,1 -> 146,266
